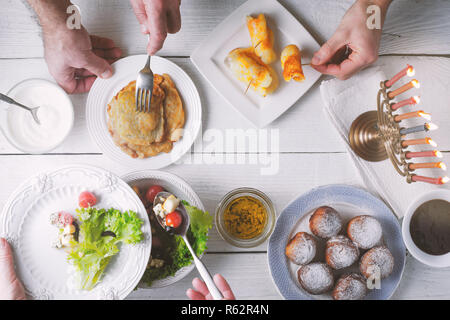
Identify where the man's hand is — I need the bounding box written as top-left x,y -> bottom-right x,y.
186,274 -> 236,300
26,0 -> 122,94
311,0 -> 392,80
130,0 -> 182,55
42,27 -> 122,93
0,238 -> 26,300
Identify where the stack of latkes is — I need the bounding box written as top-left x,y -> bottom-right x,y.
107,74 -> 185,158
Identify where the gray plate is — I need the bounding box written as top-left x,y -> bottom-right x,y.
268,184 -> 406,300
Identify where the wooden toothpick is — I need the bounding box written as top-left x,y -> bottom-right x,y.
244,79 -> 253,95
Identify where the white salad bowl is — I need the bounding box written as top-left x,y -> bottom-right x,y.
402,189 -> 450,268
0,78 -> 74,154
121,170 -> 206,288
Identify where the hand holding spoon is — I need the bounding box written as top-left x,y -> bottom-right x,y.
154,192 -> 223,300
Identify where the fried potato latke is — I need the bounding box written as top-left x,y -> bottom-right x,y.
107,74 -> 185,159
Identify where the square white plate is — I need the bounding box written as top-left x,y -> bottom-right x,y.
191,0 -> 322,127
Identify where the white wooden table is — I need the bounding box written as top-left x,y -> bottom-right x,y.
1,0 -> 450,300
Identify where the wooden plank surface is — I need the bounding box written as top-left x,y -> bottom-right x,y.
2,154 -> 450,300
1,0 -> 449,59
0,153 -> 363,252
0,56 -> 449,154
125,253 -> 450,300
1,0 -> 450,300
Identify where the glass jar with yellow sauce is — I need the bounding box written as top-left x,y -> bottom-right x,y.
215,188 -> 276,248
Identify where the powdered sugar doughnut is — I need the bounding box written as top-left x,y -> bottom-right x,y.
325,235 -> 360,270
297,262 -> 334,295
332,273 -> 368,300
360,246 -> 394,279
285,232 -> 317,265
347,215 -> 383,249
309,206 -> 343,239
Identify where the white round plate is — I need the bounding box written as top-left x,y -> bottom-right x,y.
121,170 -> 205,288
86,55 -> 202,169
268,184 -> 406,300
0,165 -> 151,300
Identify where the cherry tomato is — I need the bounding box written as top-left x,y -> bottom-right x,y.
165,211 -> 182,229
58,211 -> 74,227
79,191 -> 97,208
145,185 -> 164,203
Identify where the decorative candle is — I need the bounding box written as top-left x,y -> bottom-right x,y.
400,123 -> 438,135
391,96 -> 420,111
394,110 -> 431,122
401,137 -> 437,148
425,123 -> 439,131
388,79 -> 420,99
411,175 -> 449,185
409,162 -> 447,171
406,150 -> 442,159
385,65 -> 415,88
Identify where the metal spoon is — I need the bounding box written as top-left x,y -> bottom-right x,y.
154,192 -> 223,300
0,93 -> 40,125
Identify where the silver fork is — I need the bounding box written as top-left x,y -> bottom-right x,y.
135,36 -> 154,113
0,93 -> 41,125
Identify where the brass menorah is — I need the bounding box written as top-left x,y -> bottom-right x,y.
349,68 -> 447,185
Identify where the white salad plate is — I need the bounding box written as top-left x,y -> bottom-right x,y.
0,165 -> 151,300
121,170 -> 206,288
268,185 -> 406,300
191,0 -> 322,128
86,55 -> 202,169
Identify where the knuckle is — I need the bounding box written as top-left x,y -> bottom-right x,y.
77,55 -> 92,69
321,42 -> 333,56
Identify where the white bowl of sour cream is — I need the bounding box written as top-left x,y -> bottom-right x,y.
0,79 -> 74,154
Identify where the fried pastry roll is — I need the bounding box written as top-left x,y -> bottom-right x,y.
225,47 -> 278,97
281,44 -> 305,82
246,14 -> 277,65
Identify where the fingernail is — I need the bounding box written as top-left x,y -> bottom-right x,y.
0,238 -> 6,249
101,69 -> 112,79
311,54 -> 321,65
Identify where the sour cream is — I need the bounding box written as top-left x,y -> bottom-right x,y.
3,79 -> 74,153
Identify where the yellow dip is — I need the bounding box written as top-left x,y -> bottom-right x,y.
223,196 -> 267,239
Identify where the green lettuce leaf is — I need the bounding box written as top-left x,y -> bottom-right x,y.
68,207 -> 143,291
183,202 -> 213,255
142,202 -> 212,285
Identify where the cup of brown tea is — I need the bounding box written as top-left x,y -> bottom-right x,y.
402,190 -> 450,267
